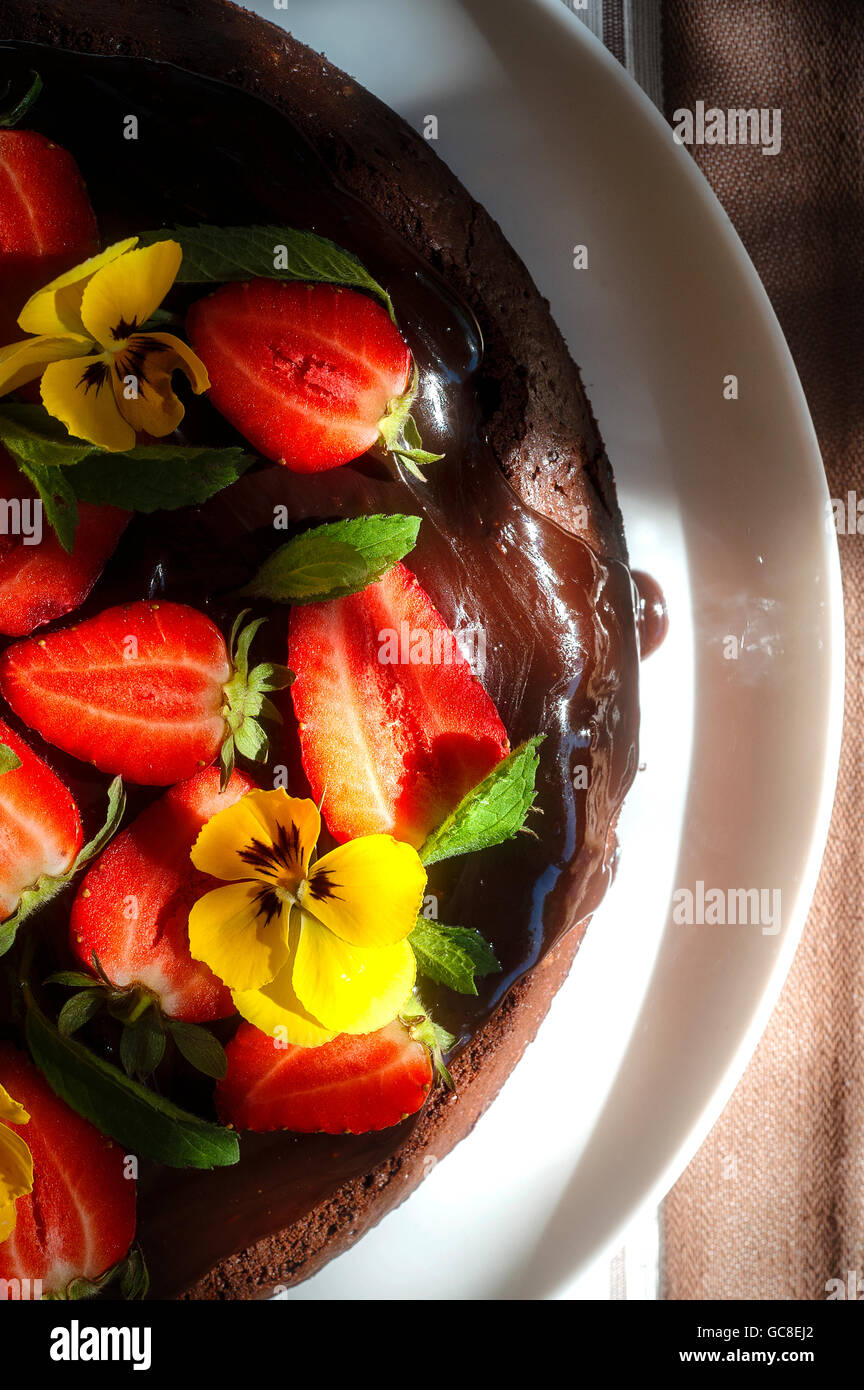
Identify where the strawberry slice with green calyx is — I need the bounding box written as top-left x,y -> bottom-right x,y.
0,722 -> 124,960
186,279 -> 442,475
0,601 -> 292,788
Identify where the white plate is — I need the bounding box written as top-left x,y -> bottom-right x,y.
241,0 -> 843,1298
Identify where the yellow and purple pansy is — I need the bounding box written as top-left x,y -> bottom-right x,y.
188,789 -> 425,1045
0,237 -> 209,451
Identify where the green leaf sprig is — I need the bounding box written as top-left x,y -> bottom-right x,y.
409,919 -> 500,996
143,224 -> 396,320
23,983 -> 238,1169
420,737 -> 545,867
47,952 -> 227,1084
240,513 -> 421,605
0,404 -> 255,552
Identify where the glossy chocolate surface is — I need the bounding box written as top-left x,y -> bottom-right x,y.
0,43 -> 644,1297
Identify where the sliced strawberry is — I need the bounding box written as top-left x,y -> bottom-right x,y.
0,1044 -> 136,1297
289,561 -> 509,846
215,1020 -> 433,1135
186,280 -> 412,473
0,450 -> 129,638
0,600 -> 288,786
0,130 -> 99,344
0,717 -> 82,923
69,768 -> 253,1022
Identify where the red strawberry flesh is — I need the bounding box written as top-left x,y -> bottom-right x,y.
289,561 -> 510,846
70,768 -> 252,1022
0,600 -> 232,785
215,1020 -> 433,1135
0,450 -> 129,637
0,130 -> 99,344
0,717 -> 82,922
186,280 -> 412,473
0,1043 -> 136,1296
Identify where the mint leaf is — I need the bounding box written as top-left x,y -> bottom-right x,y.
15,458 -> 78,554
143,224 -> 395,319
241,514 -> 421,604
0,406 -> 254,545
420,737 -> 545,867
0,404 -> 96,467
57,989 -> 105,1037
409,918 -> 500,995
0,742 -> 22,775
71,444 -> 254,512
24,988 -> 239,1169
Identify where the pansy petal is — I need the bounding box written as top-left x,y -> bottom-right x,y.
0,1084 -> 28,1127
299,835 -> 426,948
191,790 -> 320,888
136,332 -> 210,393
0,334 -> 93,397
0,1121 -> 33,1245
111,359 -> 185,438
232,966 -> 336,1048
292,912 -> 416,1034
111,332 -> 210,438
80,240 -> 182,350
18,237 -> 139,336
41,356 -> 135,452
188,881 -> 291,993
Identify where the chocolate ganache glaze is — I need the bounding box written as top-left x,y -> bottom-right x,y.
0,34 -> 649,1298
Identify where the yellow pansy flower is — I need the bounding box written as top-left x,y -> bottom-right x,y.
0,1082 -> 33,1246
0,237 -> 209,451
188,789 -> 424,1045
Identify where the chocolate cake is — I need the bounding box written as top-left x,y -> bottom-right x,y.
0,0 -> 648,1299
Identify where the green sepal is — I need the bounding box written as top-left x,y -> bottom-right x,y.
60,1244 -> 150,1303
399,996 -> 456,1091
167,1018 -> 228,1080
0,742 -> 22,775
377,365 -> 444,480
219,611 -> 294,791
0,70 -> 43,129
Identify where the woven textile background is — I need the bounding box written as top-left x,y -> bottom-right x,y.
660,0 -> 864,1301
